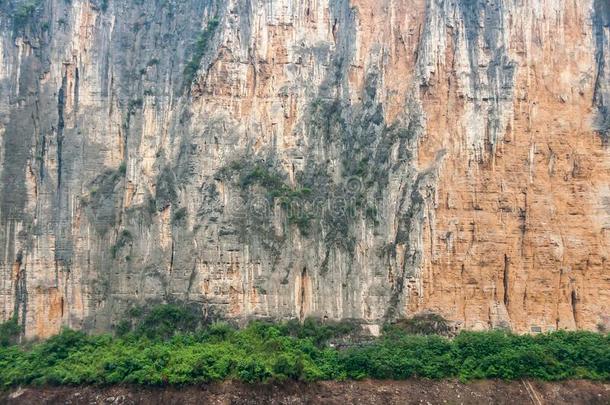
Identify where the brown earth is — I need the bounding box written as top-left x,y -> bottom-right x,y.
1,380 -> 609,405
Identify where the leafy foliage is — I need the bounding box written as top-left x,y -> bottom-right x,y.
13,0 -> 41,31
134,304 -> 200,340
0,318 -> 21,347
110,229 -> 133,258
171,207 -> 188,225
218,159 -> 316,235
384,313 -> 452,337
183,17 -> 220,85
0,307 -> 607,387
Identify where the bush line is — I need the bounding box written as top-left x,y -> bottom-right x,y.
0,306 -> 608,386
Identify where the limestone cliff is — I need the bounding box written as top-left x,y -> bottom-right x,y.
0,0 -> 608,338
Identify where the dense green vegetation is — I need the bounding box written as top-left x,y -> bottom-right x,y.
0,306 -> 608,387
0,317 -> 20,347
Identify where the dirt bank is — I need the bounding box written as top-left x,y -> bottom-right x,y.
1,380 -> 609,405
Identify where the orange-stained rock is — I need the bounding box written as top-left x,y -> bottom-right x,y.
0,0 -> 607,337
415,0 -> 610,332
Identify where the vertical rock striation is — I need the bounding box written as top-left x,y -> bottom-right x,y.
0,0 -> 607,337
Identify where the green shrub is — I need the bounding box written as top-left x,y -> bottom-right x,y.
384,313 -> 452,336
0,307 -> 607,387
279,318 -> 357,346
195,322 -> 236,343
13,1 -> 40,31
0,318 -> 21,347
115,320 -> 132,337
240,165 -> 285,191
127,98 -> 143,114
184,17 -> 220,85
272,353 -> 305,380
134,304 -> 200,339
172,207 -> 188,224
110,229 -> 133,258
236,358 -> 270,383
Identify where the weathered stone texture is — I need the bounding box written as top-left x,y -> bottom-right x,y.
0,0 -> 607,337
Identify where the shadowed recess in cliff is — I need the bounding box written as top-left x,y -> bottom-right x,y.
0,0 -> 48,221
593,0 -> 610,142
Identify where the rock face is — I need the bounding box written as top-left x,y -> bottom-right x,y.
0,0 -> 608,338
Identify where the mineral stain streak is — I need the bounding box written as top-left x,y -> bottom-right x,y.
0,0 -> 607,337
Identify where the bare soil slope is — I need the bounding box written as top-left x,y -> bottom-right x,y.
2,380 -> 609,405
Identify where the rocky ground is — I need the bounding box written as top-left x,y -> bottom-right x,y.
1,380 -> 609,405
